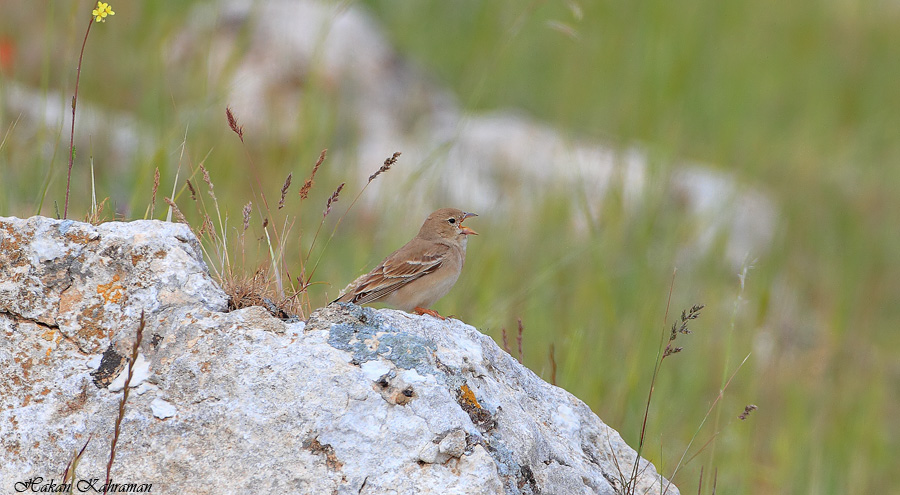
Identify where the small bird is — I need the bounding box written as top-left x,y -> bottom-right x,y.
333,208 -> 478,318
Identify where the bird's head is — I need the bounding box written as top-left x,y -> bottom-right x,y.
420,208 -> 478,241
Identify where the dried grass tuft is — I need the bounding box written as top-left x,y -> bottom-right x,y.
279,173 -> 292,210
324,183 -> 345,217
149,168 -> 160,218
300,149 -> 327,200
222,266 -> 298,318
242,202 -> 252,232
226,106 -> 243,142
187,179 -> 197,201
164,197 -> 188,225
369,151 -> 400,182
199,163 -> 216,202
84,197 -> 110,225
663,304 -> 704,358
738,404 -> 758,420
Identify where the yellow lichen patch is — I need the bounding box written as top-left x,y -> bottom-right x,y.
458,384 -> 482,409
40,327 -> 63,357
456,383 -> 495,429
97,274 -> 125,303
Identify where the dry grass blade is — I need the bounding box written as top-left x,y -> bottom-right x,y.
105,312 -> 145,493
516,318 -> 524,363
516,318 -> 525,363
548,344 -> 557,386
662,353 -> 751,494
61,433 -> 92,490
697,466 -> 703,495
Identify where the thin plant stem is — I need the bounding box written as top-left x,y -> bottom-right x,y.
661,353 -> 751,495
305,153 -> 400,285
64,17 -> 95,219
709,261 -> 753,466
630,268 -> 678,490
105,312 -> 145,494
229,119 -> 283,296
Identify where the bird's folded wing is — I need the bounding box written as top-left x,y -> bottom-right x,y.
341,243 -> 449,305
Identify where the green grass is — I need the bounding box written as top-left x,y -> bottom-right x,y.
2,0 -> 899,493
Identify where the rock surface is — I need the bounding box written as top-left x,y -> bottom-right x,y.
1,216 -> 677,494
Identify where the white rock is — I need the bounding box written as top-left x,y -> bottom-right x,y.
108,354 -> 151,392
0,216 -> 677,494
150,398 -> 177,419
438,428 -> 467,458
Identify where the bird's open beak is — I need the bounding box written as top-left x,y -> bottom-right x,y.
460,212 -> 478,235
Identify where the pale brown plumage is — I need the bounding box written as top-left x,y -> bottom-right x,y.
333,208 -> 478,316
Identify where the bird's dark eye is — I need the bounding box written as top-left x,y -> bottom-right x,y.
448,218 -> 456,224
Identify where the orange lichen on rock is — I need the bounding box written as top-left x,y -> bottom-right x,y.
97,274 -> 125,303
458,384 -> 482,409
63,229 -> 98,245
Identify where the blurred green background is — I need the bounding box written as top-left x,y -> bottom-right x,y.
2,1 -> 898,493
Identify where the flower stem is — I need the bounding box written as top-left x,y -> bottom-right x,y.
64,17 -> 94,219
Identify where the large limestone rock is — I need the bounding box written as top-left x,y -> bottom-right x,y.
1,216 -> 677,494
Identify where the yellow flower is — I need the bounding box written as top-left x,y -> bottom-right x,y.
92,2 -> 115,23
